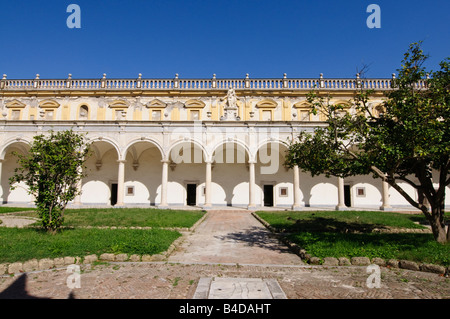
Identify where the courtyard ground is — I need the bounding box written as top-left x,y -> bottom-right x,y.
0,209 -> 448,303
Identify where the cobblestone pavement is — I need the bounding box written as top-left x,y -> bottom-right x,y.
168,210 -> 303,265
0,210 -> 449,300
0,262 -> 448,299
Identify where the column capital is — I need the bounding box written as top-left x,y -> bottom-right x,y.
117,160 -> 127,164
161,159 -> 171,164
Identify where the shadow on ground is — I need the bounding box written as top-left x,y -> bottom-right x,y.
276,217 -> 390,234
0,273 -> 75,299
213,226 -> 292,252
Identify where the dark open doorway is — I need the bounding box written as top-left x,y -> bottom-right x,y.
263,185 -> 274,207
186,183 -> 197,206
111,183 -> 118,206
344,185 -> 351,207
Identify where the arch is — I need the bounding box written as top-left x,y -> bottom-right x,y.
123,138 -> 164,162
1,138 -> 34,204
0,137 -> 32,160
82,139 -> 121,206
255,140 -> 290,176
86,136 -> 121,160
256,138 -> 290,151
211,139 -> 251,164
210,141 -> 251,207
167,138 -> 209,163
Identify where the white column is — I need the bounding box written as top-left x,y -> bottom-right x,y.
248,161 -> 256,208
73,178 -> 82,206
159,160 -> 169,208
292,165 -> 302,210
0,160 -> 3,203
380,180 -> 391,210
203,161 -> 212,208
336,177 -> 346,210
116,160 -> 126,206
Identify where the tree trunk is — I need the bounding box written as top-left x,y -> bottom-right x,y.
447,222 -> 450,242
428,204 -> 448,244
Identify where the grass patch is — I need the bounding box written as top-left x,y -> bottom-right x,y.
0,207 -> 35,215
0,227 -> 181,264
256,210 -> 427,232
256,210 -> 450,266
19,208 -> 205,228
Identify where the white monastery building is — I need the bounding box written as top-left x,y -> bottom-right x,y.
0,73 -> 448,210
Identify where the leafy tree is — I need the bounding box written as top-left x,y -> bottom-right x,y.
10,130 -> 90,232
285,42 -> 450,243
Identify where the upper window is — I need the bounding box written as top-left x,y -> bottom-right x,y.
11,110 -> 21,120
79,105 -> 89,120
152,110 -> 162,121
190,110 -> 200,120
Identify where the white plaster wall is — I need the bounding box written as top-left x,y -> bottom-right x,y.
275,182 -> 293,206
298,172 -> 338,206
346,175 -> 382,208
167,162 -> 205,205
2,147 -> 32,204
255,147 -> 293,207
389,182 -> 417,206
167,181 -> 185,205
351,182 -> 382,207
81,181 -> 110,204
81,148 -> 118,204
447,187 -> 450,205
123,149 -> 162,205
210,162 -> 249,206
310,182 -> 338,206
211,182 -> 227,205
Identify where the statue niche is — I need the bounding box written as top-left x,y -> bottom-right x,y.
220,87 -> 240,121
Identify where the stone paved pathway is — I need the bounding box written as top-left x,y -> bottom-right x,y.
0,262 -> 448,299
0,209 -> 449,300
168,210 -> 302,265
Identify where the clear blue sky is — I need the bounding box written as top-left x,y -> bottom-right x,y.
0,0 -> 449,79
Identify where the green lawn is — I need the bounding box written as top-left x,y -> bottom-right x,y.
0,207 -> 205,264
0,227 -> 181,263
0,207 -> 35,214
19,207 -> 206,228
255,210 -> 450,266
255,210 -> 428,232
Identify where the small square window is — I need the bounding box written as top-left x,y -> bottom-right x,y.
126,186 -> 135,196
152,110 -> 161,120
356,187 -> 365,197
115,110 -> 125,120
190,110 -> 199,120
279,187 -> 288,197
45,110 -> 54,120
262,110 -> 272,121
300,110 -> 310,121
11,110 -> 20,120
